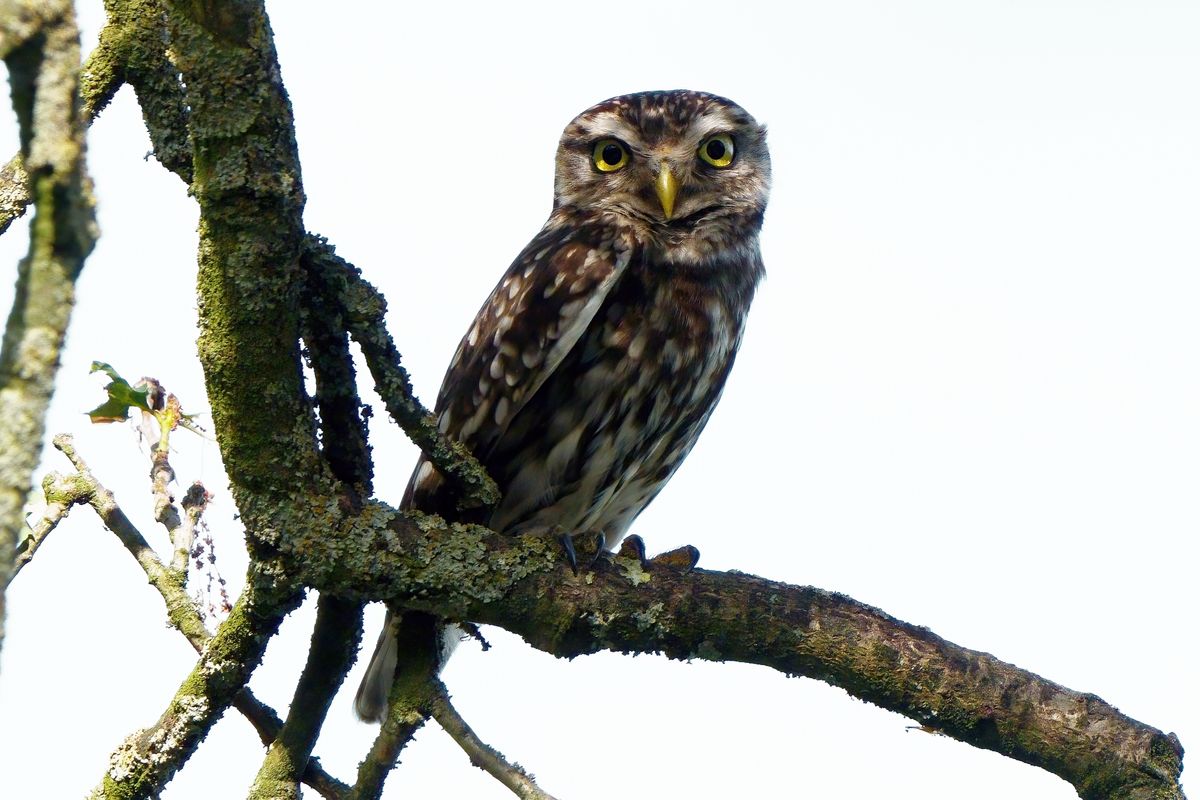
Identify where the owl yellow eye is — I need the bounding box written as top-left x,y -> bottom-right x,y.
592,139 -> 630,172
698,134 -> 735,168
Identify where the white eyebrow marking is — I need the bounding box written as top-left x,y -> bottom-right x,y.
581,116 -> 641,147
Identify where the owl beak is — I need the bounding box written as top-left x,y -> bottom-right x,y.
655,162 -> 679,220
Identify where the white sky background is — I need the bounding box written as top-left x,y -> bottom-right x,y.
1,1 -> 1197,797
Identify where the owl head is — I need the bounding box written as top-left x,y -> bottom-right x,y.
554,90 -> 770,259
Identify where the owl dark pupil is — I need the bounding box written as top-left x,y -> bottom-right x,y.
706,139 -> 726,161
601,144 -> 623,165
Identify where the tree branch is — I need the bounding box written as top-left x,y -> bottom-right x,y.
234,689 -> 349,800
78,3 -> 343,793
142,398 -> 190,577
92,0 -> 193,182
350,613 -> 441,800
302,236 -> 500,512
300,236 -> 374,497
0,154 -> 30,236
12,469 -> 88,575
277,510 -> 1185,800
19,462 -> 348,796
58,0 -> 1181,797
0,0 -> 97,654
0,0 -> 171,237
20,436 -> 342,797
52,433 -> 211,643
431,678 -> 559,800
249,595 -> 362,800
239,205 -> 394,798
89,566 -> 301,800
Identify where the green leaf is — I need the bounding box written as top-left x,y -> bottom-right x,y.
86,361 -> 152,423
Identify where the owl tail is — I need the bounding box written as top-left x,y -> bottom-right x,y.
354,612 -> 400,723
355,612 -> 465,723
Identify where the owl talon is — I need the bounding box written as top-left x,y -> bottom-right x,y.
557,531 -> 579,574
586,531 -> 611,567
649,544 -> 701,572
616,534 -> 648,567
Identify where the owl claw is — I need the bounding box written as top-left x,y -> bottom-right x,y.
557,531 -> 579,574
616,534 -> 648,567
649,544 -> 701,572
585,531 -> 609,568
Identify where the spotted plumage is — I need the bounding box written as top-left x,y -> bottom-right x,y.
356,90 -> 770,722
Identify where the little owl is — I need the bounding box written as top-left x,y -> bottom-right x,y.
356,90 -> 770,721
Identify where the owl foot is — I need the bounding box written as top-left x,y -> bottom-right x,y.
614,535 -> 700,572
649,544 -> 701,572
508,522 -> 611,574
560,530 -> 608,573
557,530 -> 579,574
616,533 -> 647,566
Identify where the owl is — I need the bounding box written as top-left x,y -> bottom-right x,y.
356,90 -> 770,721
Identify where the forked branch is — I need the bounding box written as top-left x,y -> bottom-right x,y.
15,435 -> 347,798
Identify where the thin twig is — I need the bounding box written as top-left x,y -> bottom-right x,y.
36,435 -> 346,798
53,434 -> 210,644
11,471 -> 91,577
147,432 -> 186,576
431,679 -> 559,800
175,480 -> 208,575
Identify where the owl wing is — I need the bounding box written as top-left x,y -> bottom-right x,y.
402,211 -> 636,512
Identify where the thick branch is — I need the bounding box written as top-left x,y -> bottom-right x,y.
350,613 -> 441,800
0,0 -> 170,236
248,595 -> 362,800
93,0 -> 193,181
287,511 -> 1186,800
163,0 -> 337,542
0,0 -> 97,653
